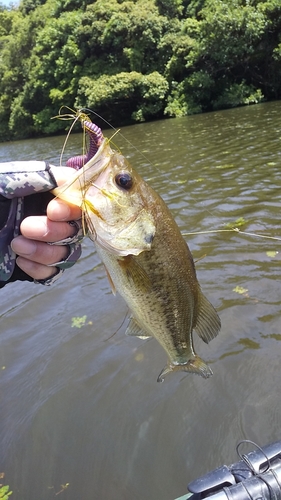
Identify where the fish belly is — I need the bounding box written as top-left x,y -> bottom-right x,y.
95,240 -> 196,364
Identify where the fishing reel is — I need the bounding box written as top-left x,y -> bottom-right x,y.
176,440 -> 281,500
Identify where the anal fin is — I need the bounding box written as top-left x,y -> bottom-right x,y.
125,317 -> 151,339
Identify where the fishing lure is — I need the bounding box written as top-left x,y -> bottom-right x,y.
54,110 -> 115,239
66,120 -> 104,170
56,108 -> 281,246
52,107 -> 105,170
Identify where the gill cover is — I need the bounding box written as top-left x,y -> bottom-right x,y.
93,209 -> 156,256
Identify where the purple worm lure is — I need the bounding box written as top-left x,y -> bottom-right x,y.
66,120 -> 104,170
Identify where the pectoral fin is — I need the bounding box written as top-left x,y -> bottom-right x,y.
194,291 -> 221,344
117,256 -> 152,293
157,356 -> 213,383
125,317 -> 151,339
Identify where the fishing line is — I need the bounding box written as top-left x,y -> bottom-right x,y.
55,106 -> 199,200
183,228 -> 281,242
55,107 -> 280,245
104,310 -> 129,341
52,107 -> 90,166
79,109 -> 252,235
79,107 -> 181,180
68,108 -> 218,223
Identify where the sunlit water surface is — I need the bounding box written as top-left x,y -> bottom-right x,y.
1,102 -> 281,500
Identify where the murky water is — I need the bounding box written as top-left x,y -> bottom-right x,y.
1,102 -> 281,500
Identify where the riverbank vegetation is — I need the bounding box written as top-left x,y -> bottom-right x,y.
0,0 -> 280,140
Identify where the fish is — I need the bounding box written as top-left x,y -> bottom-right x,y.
53,123 -> 221,382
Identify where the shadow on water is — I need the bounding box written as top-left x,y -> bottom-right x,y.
1,101 -> 281,499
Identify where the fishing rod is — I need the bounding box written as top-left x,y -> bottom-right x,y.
175,440 -> 281,500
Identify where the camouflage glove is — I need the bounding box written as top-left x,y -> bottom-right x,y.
0,161 -> 82,287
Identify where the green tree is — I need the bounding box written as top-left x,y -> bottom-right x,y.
29,8 -> 84,133
1,0 -> 281,140
78,0 -> 170,75
164,0 -> 267,115
0,8 -> 38,138
77,71 -> 169,124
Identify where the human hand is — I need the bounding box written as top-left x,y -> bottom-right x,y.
11,167 -> 82,283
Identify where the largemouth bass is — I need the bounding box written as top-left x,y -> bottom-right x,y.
54,126 -> 221,382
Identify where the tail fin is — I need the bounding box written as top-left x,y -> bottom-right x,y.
157,355 -> 213,383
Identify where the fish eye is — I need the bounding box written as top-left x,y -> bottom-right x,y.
115,172 -> 133,190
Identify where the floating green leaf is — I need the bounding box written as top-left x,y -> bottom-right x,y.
233,285 -> 248,295
266,250 -> 278,258
0,484 -> 13,499
224,217 -> 247,229
71,315 -> 87,328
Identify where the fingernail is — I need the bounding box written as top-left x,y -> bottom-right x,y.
11,237 -> 37,256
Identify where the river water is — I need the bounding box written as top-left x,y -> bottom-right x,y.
1,101 -> 281,500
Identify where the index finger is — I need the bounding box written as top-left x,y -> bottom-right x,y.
48,166 -> 82,221
47,198 -> 82,222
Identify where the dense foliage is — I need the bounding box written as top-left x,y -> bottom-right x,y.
0,0 -> 281,140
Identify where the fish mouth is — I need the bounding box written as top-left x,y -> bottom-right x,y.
52,140 -> 112,204
80,139 -> 112,185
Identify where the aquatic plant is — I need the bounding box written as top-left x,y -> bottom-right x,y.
0,483 -> 12,499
